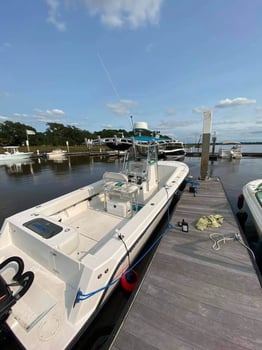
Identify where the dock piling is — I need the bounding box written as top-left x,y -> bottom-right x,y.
200,111 -> 212,180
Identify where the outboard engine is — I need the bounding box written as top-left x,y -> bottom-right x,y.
0,256 -> 34,323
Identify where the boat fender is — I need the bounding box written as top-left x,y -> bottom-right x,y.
237,194 -> 245,210
121,270 -> 139,293
236,211 -> 248,228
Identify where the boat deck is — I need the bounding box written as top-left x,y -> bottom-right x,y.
110,177 -> 262,350
61,207 -> 128,259
63,207 -> 125,241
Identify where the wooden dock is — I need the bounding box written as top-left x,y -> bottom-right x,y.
109,177 -> 262,350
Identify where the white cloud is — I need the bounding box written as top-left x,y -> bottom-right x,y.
101,123 -> 114,129
158,119 -> 197,130
0,115 -> 8,120
13,113 -> 28,118
84,0 -> 163,28
46,0 -> 66,31
215,97 -> 256,108
47,0 -> 163,30
192,106 -> 211,114
34,108 -> 65,117
106,99 -> 137,115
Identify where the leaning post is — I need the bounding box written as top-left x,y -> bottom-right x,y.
200,110 -> 212,180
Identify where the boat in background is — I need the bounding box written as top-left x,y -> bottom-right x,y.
242,179 -> 262,236
140,136 -> 186,160
46,149 -> 67,160
219,141 -> 242,159
0,146 -> 33,162
103,136 -> 133,151
0,140 -> 189,349
104,121 -> 186,160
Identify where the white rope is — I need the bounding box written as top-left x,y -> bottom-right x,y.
209,232 -> 235,250
209,232 -> 256,260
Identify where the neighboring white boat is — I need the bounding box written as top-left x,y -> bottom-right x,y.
242,179 -> 262,236
103,121 -> 186,160
104,136 -> 186,160
219,141 -> 242,159
0,146 -> 33,162
0,141 -> 189,349
46,149 -> 67,159
156,139 -> 186,160
134,137 -> 186,160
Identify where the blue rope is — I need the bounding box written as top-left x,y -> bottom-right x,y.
76,186 -> 174,302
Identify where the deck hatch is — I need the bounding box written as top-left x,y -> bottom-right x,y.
23,218 -> 63,238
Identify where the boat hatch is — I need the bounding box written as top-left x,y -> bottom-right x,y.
23,218 -> 63,238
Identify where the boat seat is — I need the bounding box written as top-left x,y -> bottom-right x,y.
103,172 -> 128,184
103,172 -> 139,215
103,172 -> 138,197
103,172 -> 130,195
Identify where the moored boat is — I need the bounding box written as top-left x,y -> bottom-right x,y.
0,146 -> 33,162
103,137 -> 133,151
242,179 -> 262,236
103,122 -> 186,160
219,141 -> 242,159
0,141 -> 189,349
46,149 -> 67,159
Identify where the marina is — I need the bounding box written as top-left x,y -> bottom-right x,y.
0,153 -> 261,349
1,2 -> 262,348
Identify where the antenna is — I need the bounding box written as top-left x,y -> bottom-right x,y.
130,115 -> 134,134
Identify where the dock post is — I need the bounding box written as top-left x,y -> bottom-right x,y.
66,140 -> 70,153
200,111 -> 212,180
211,131 -> 216,156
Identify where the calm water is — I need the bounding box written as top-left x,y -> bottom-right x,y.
0,153 -> 261,349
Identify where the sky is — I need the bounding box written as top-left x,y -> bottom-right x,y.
1,0 -> 262,143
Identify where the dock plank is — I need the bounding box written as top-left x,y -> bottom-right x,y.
110,178 -> 262,350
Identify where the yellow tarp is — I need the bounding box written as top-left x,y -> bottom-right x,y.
195,214 -> 224,231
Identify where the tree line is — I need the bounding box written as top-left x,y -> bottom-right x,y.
0,121 -> 142,146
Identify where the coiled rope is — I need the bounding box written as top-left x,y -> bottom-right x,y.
209,232 -> 255,260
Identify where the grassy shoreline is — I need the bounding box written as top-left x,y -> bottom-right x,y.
0,145 -> 111,154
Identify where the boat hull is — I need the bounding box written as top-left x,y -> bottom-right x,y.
243,179 -> 262,236
46,150 -> 67,159
219,142 -> 242,159
0,153 -> 33,162
158,148 -> 186,160
105,142 -> 132,151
